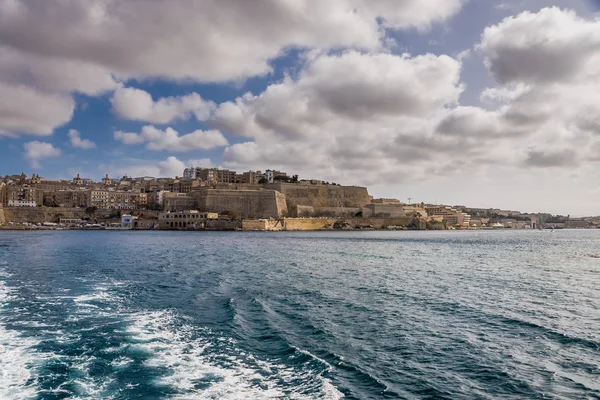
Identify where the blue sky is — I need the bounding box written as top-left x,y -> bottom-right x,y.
1,0 -> 600,214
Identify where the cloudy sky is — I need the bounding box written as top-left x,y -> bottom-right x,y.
1,0 -> 600,215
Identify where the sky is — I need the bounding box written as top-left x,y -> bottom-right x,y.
1,0 -> 600,215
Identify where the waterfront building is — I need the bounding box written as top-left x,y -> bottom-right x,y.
158,210 -> 218,229
427,205 -> 471,227
121,214 -> 134,229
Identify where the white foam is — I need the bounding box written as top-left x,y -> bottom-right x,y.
127,310 -> 344,399
0,279 -> 40,399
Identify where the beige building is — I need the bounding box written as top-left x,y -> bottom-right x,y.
427,205 -> 471,227
44,190 -> 89,208
89,190 -> 146,210
0,183 -> 6,206
158,210 -> 218,229
7,185 -> 44,206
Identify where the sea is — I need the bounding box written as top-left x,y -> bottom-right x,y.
0,230 -> 599,400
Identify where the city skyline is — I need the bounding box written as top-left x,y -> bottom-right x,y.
1,0 -> 600,215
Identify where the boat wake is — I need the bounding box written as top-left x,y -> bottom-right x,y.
0,275 -> 343,399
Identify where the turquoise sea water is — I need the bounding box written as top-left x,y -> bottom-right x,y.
0,230 -> 599,399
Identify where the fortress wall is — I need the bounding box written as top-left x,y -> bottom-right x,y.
205,219 -> 242,231
242,219 -> 284,231
282,217 -> 422,231
193,189 -> 287,218
2,207 -> 89,223
269,184 -> 372,212
0,207 -> 5,225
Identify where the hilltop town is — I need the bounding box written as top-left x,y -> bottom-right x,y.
1,167 -> 598,231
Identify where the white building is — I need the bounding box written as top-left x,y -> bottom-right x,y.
265,170 -> 274,184
7,200 -> 37,207
121,214 -> 134,229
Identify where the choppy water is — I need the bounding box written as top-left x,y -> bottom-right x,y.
0,230 -> 599,399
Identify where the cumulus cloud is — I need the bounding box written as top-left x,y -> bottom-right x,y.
157,156 -> 186,177
0,0 -> 464,137
0,82 -> 74,136
473,7 -> 600,169
23,141 -> 61,168
213,50 -> 466,183
479,7 -> 600,85
98,156 -> 186,178
0,0 -> 464,83
110,87 -> 216,124
68,129 -> 96,149
525,149 -> 578,168
114,125 -> 228,152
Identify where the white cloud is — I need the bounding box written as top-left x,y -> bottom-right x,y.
0,0 -> 465,137
157,156 -> 186,177
23,140 -> 61,168
214,51 -> 465,183
0,0 -> 464,83
479,7 -> 600,85
110,87 -> 216,124
98,156 -> 186,178
0,82 -> 74,136
0,47 -> 119,96
186,158 -> 213,168
68,129 -> 96,149
114,125 -> 228,152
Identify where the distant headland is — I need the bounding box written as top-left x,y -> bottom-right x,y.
1,168 -> 598,231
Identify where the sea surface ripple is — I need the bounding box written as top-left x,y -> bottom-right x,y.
0,230 -> 599,399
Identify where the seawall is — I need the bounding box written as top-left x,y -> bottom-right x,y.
240,217 -> 425,231
2,207 -> 89,223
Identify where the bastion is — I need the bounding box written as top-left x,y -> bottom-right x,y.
191,189 -> 287,218
268,183 -> 372,214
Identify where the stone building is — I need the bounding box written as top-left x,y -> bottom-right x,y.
158,210 -> 218,229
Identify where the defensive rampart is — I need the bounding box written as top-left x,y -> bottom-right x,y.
0,206 -> 5,225
192,189 -> 287,218
2,207 -> 89,223
282,217 -> 423,231
268,183 -> 372,214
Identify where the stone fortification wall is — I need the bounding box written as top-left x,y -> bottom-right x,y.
192,189 -> 287,218
282,217 -> 423,231
242,219 -> 284,231
314,207 -> 362,217
2,207 -> 89,223
269,183 -> 371,213
0,206 -> 5,225
205,219 -> 242,231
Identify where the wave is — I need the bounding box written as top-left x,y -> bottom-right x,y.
0,275 -> 42,399
127,310 -> 344,399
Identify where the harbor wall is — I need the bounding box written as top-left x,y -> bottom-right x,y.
0,206 -> 5,225
282,217 -> 422,231
2,207 -> 89,223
